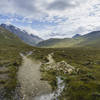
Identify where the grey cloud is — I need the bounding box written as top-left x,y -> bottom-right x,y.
0,0 -> 44,17
0,0 -> 86,16
12,0 -> 38,14
49,32 -> 67,36
73,27 -> 88,35
47,0 -> 79,11
74,27 -> 86,33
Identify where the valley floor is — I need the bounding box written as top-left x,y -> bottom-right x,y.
0,47 -> 100,100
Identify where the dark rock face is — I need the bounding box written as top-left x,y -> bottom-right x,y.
0,24 -> 43,46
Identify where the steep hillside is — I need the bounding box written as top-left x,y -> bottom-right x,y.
0,24 -> 43,46
37,31 -> 100,48
0,27 -> 25,47
0,27 -> 33,99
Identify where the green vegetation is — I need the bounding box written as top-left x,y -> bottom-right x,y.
40,64 -> 57,90
30,47 -> 100,100
1,26 -> 100,100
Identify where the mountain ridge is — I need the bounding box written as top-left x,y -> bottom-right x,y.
0,26 -> 29,48
0,24 -> 43,46
37,31 -> 100,48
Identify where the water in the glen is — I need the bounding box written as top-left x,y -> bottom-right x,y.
34,77 -> 65,100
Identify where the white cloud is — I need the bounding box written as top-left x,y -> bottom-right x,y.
0,0 -> 100,39
20,25 -> 40,36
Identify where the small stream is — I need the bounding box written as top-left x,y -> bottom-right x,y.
34,77 -> 65,100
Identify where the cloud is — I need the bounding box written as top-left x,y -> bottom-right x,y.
0,0 -> 89,18
0,0 -> 100,39
47,0 -> 79,11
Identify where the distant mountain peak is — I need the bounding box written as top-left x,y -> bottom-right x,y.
72,34 -> 81,38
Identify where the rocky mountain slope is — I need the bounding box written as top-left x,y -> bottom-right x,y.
0,24 -> 43,46
0,26 -> 25,47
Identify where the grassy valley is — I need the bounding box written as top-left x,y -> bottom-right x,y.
0,26 -> 100,100
1,0 -> 100,99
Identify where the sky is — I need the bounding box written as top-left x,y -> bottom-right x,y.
0,0 -> 100,39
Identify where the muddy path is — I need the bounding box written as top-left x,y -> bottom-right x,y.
17,55 -> 51,100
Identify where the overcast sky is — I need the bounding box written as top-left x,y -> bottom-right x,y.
0,0 -> 100,39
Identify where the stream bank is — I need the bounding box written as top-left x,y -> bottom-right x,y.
34,76 -> 65,100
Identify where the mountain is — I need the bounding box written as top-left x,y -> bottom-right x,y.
76,31 -> 100,47
72,34 -> 81,38
0,26 -> 25,47
37,31 -> 100,48
0,24 -> 43,46
30,34 -> 43,44
0,26 -> 33,50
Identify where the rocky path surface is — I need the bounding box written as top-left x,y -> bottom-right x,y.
17,55 -> 51,100
47,54 -> 55,64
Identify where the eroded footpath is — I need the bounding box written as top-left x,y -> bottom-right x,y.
17,55 -> 51,100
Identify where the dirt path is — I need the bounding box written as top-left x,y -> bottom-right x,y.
17,55 -> 51,100
47,54 -> 55,64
